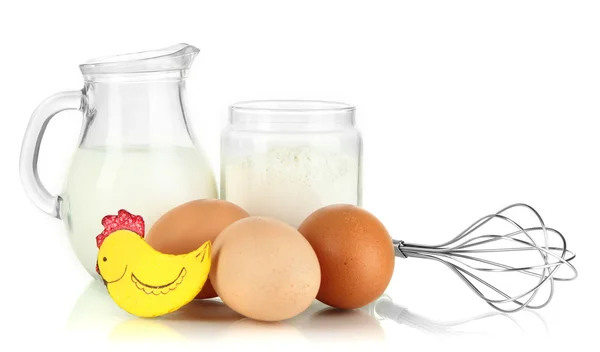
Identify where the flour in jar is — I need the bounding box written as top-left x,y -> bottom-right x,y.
222,146 -> 360,227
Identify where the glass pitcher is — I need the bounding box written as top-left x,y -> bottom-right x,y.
19,43 -> 218,279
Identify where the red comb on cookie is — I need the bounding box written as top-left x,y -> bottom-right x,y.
96,209 -> 145,249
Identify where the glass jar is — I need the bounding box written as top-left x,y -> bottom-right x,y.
220,100 -> 362,228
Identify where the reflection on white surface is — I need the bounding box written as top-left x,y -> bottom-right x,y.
370,295 -> 548,336
66,280 -> 549,344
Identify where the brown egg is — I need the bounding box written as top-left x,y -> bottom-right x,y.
146,199 -> 249,299
298,204 -> 395,309
210,217 -> 321,322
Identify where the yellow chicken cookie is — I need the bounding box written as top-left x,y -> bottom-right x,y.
96,210 -> 211,318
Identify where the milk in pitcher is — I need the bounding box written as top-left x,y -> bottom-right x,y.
60,146 -> 218,277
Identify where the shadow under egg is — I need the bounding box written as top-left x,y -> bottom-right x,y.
218,317 -> 307,343
298,307 -> 386,341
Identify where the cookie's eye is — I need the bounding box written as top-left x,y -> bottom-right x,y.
103,257 -> 107,262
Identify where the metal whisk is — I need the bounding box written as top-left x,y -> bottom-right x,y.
392,203 -> 578,313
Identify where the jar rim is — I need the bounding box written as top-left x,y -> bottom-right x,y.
230,100 -> 355,113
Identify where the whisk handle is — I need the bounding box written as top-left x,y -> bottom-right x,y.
393,239 -> 408,258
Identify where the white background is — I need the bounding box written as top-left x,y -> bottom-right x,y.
1,0 -> 598,351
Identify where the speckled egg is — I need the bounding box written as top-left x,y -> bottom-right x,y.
210,216 -> 321,322
298,204 -> 395,309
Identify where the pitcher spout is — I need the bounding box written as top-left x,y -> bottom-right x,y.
79,43 -> 200,76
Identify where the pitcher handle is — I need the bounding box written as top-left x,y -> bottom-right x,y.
19,90 -> 84,219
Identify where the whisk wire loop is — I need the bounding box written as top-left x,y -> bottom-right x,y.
393,203 -> 577,313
